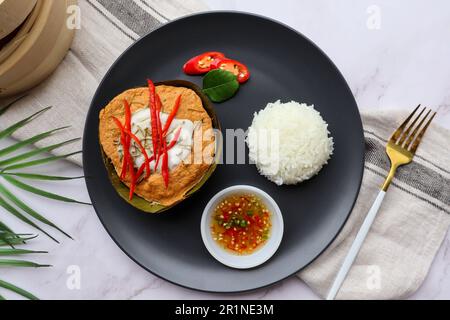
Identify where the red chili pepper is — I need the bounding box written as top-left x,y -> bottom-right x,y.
155,94 -> 164,169
162,140 -> 169,188
211,58 -> 250,83
156,126 -> 182,170
183,51 -> 225,75
155,152 -> 161,172
162,94 -> 181,135
119,99 -> 133,179
156,94 -> 163,143
112,117 -> 151,179
124,99 -> 132,132
147,79 -> 159,161
119,128 -> 128,180
167,127 -> 183,150
136,154 -> 155,180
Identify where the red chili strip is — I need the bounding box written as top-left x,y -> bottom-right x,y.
167,127 -> 183,150
155,94 -> 164,166
136,154 -> 155,180
155,125 -> 182,170
162,94 -> 181,135
119,128 -> 128,180
162,141 -> 169,188
147,80 -> 159,161
112,117 -> 151,179
136,130 -> 181,181
118,100 -> 132,179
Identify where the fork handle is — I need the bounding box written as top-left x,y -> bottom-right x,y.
326,190 -> 386,300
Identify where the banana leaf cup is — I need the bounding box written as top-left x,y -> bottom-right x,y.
100,80 -> 222,213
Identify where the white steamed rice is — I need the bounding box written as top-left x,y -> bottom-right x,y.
246,100 -> 334,185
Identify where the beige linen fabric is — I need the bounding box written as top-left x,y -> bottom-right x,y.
298,109 -> 450,300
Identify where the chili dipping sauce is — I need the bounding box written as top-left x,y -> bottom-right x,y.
210,193 -> 272,255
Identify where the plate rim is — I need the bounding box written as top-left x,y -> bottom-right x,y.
82,10 -> 365,294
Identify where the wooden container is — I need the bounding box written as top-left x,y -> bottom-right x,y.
0,0 -> 77,98
0,0 -> 38,40
0,0 -> 42,65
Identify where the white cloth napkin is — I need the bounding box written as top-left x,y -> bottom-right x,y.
298,109 -> 450,300
1,1 -> 449,300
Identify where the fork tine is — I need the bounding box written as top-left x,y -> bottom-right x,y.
403,108 -> 431,148
390,105 -> 421,142
408,111 -> 436,154
397,106 -> 426,146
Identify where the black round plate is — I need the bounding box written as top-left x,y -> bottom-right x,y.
83,12 -> 364,293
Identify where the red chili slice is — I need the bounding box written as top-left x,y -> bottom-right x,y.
166,127 -> 182,150
119,100 -> 132,179
155,93 -> 164,165
183,51 -> 225,75
162,142 -> 169,188
147,80 -> 159,161
119,128 -> 128,180
112,117 -> 151,179
162,94 -> 181,135
136,154 -> 155,181
211,58 -> 250,83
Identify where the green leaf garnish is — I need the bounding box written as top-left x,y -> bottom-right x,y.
202,69 -> 239,103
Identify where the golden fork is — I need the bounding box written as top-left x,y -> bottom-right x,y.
327,106 -> 436,300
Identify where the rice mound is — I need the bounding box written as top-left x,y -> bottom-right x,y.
246,100 -> 334,185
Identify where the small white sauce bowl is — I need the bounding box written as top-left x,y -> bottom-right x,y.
200,185 -> 284,269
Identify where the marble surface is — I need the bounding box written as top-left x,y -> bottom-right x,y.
1,0 -> 449,300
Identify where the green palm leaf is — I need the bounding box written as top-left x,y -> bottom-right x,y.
0,103 -> 85,300
0,95 -> 27,116
0,193 -> 59,243
0,232 -> 36,247
0,229 -> 47,300
0,172 -> 84,181
0,138 -> 80,167
0,107 -> 51,140
0,238 -> 35,247
2,175 -> 90,205
0,184 -> 69,240
0,279 -> 38,300
1,151 -> 81,172
0,248 -> 47,255
0,126 -> 70,158
0,220 -> 13,233
0,259 -> 50,268
0,225 -> 19,247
